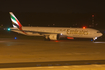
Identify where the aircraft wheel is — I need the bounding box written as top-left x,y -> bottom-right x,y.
44,35 -> 50,41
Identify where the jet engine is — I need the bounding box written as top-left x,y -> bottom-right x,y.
48,34 -> 59,40
44,34 -> 67,40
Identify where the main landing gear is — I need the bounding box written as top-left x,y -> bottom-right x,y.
44,35 -> 50,41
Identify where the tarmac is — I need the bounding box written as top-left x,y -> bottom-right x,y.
0,28 -> 105,69
0,38 -> 105,69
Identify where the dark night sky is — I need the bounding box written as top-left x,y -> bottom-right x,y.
0,0 -> 105,13
0,0 -> 105,28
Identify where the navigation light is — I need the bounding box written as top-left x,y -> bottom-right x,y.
7,28 -> 11,31
14,37 -> 17,39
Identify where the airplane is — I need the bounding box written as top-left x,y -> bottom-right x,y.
8,12 -> 103,41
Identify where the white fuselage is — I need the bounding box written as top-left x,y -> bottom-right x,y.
9,12 -> 103,40
10,27 -> 103,39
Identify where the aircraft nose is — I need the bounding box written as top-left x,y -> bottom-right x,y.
99,33 -> 103,37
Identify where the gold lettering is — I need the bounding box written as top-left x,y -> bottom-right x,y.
67,29 -> 70,34
84,31 -> 88,35
66,29 -> 88,35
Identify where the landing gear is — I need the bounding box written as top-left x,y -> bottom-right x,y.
44,35 -> 50,41
93,37 -> 97,42
93,40 -> 95,42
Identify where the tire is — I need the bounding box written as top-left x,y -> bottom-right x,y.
44,36 -> 50,41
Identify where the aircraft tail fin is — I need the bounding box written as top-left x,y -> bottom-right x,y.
9,12 -> 22,30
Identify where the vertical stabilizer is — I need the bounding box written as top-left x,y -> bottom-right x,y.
9,12 -> 22,30
9,12 -> 27,34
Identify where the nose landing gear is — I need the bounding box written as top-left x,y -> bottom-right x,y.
93,37 -> 97,42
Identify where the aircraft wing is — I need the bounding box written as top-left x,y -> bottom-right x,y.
25,30 -> 60,35
11,29 -> 60,35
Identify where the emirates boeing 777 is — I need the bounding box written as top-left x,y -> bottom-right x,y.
9,12 -> 103,41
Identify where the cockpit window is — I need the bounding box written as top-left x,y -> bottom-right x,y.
97,31 -> 101,33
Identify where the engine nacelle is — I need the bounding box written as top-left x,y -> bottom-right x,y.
45,34 -> 67,40
49,34 -> 58,40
